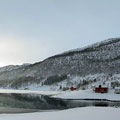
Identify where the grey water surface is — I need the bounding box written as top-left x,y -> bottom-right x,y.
0,93 -> 119,113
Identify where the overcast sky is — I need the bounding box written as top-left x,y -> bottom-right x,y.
0,0 -> 120,67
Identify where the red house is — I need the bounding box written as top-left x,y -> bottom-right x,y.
70,87 -> 76,91
95,85 -> 108,93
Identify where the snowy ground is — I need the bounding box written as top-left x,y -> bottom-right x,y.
53,89 -> 120,101
0,89 -> 62,96
0,107 -> 120,120
0,89 -> 120,101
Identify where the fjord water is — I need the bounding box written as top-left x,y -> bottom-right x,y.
0,93 -> 120,113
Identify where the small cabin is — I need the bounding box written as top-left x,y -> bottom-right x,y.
70,87 -> 76,91
111,81 -> 120,89
94,85 -> 108,93
114,87 -> 120,94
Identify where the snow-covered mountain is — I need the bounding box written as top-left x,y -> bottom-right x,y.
0,64 -> 30,73
0,38 -> 120,89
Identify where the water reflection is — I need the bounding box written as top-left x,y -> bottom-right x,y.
0,93 -> 67,110
0,93 -> 119,113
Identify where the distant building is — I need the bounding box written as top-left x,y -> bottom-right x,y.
111,81 -> 120,89
114,87 -> 120,94
94,85 -> 108,93
62,87 -> 69,91
70,86 -> 76,91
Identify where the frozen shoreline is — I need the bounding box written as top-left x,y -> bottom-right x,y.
0,107 -> 120,120
0,89 -> 62,96
0,89 -> 120,101
53,89 -> 120,101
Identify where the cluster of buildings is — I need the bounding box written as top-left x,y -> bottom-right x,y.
93,85 -> 108,93
69,81 -> 120,94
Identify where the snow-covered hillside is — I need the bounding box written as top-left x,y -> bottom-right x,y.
0,38 -> 120,90
0,64 -> 30,73
0,65 -> 21,73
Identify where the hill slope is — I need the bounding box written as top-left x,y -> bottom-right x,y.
0,38 -> 120,89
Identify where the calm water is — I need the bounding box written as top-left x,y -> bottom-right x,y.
0,93 -> 119,113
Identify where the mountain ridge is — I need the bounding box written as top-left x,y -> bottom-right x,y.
0,38 -> 120,89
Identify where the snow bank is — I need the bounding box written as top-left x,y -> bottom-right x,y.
0,107 -> 120,120
0,89 -> 62,96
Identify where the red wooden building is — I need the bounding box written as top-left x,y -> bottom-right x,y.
70,87 -> 76,91
95,85 -> 108,93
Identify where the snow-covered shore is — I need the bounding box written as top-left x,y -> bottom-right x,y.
0,89 -> 62,96
0,107 -> 120,120
53,89 -> 120,101
0,89 -> 120,101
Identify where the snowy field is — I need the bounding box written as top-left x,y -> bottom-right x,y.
0,107 -> 120,120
